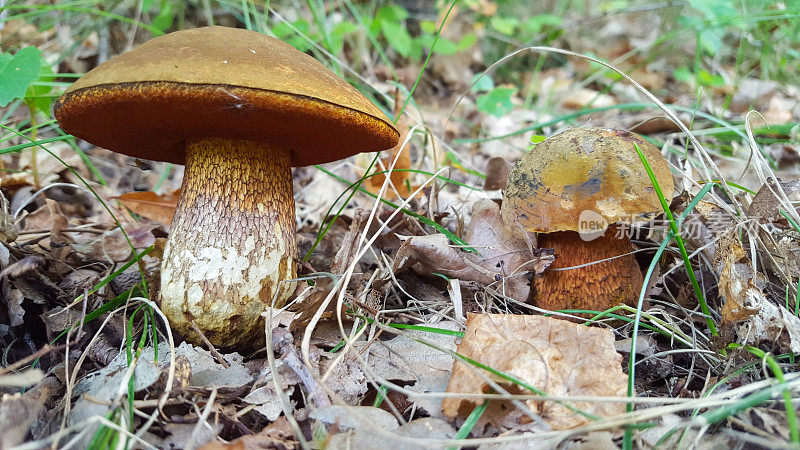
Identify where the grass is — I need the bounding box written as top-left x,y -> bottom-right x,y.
2,0 -> 800,448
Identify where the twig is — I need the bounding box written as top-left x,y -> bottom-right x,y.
0,343 -> 67,376
190,320 -> 230,368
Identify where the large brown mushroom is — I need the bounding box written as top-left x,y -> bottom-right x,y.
501,127 -> 673,314
54,26 -> 399,348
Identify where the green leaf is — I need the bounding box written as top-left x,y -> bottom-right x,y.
151,0 -> 175,32
416,34 -> 458,55
522,14 -> 562,35
476,86 -> 516,117
329,21 -> 359,53
24,64 -> 56,114
530,134 -> 547,145
457,33 -> 477,51
673,66 -> 693,83
375,4 -> 408,23
0,47 -> 43,107
270,20 -> 313,52
490,16 -> 518,35
696,69 -> 726,87
470,73 -> 494,93
419,20 -> 437,34
381,20 -> 412,58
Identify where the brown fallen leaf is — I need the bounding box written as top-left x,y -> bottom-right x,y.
483,156 -> 512,191
746,178 -> 800,225
442,313 -> 628,431
69,222 -> 158,262
715,232 -> 762,324
113,189 -> 180,226
393,199 -> 552,302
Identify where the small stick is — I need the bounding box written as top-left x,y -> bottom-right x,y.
190,320 -> 230,368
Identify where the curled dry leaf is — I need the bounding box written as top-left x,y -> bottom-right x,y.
393,199 -> 552,302
112,188 -> 180,226
715,230 -> 800,353
442,313 -> 628,430
716,232 -> 762,324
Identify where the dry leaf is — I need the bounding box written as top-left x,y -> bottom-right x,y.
443,313 -> 628,430
326,417 -> 455,449
746,178 -> 800,224
2,142 -> 82,188
561,88 -> 615,110
69,222 -> 158,262
716,232 -> 761,324
113,189 -> 180,226
483,156 -> 512,191
394,199 -> 552,302
310,405 -> 399,431
0,376 -> 60,448
356,322 -> 459,383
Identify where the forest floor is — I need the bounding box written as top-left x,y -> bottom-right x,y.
1,1 -> 800,449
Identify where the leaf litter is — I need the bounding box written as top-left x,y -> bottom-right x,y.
2,3 -> 800,449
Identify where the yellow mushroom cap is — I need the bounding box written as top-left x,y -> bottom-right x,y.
54,26 -> 399,167
501,127 -> 674,232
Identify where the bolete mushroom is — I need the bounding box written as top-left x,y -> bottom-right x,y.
501,127 -> 673,314
54,26 -> 399,348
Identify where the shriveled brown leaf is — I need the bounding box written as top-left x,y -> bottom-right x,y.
716,232 -> 761,324
394,199 -> 552,302
483,156 -> 512,191
713,230 -> 800,353
746,178 -> 800,224
0,376 -> 61,448
443,313 -> 628,430
113,189 -> 180,226
69,222 -> 158,262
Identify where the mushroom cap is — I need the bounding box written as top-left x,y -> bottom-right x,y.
501,127 -> 674,232
54,26 -> 399,167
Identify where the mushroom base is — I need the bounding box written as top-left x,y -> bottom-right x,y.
160,138 -> 297,349
533,226 -> 643,315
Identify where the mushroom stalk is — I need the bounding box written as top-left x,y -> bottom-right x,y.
160,138 -> 297,348
534,226 -> 644,314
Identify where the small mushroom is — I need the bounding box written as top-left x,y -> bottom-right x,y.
501,127 -> 673,314
54,26 -> 399,348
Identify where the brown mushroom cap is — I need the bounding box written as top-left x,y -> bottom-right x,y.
501,127 -> 674,233
53,26 -> 399,167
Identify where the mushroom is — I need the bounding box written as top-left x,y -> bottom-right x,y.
54,26 -> 399,348
501,127 -> 673,314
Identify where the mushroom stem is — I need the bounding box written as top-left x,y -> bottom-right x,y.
160,138 -> 297,348
533,225 -> 643,315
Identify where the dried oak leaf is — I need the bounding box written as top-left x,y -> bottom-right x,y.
113,189 -> 180,226
443,313 -> 628,430
393,199 -> 552,302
